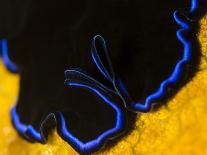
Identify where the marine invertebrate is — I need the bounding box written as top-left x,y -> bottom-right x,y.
0,0 -> 201,154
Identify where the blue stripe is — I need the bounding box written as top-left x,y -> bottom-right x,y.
0,39 -> 18,73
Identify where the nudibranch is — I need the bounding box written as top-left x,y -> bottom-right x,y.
0,0 -> 202,154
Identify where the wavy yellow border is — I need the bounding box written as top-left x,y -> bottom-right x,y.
0,15 -> 207,155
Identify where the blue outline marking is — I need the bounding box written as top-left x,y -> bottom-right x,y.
60,82 -> 124,153
117,78 -> 130,97
92,52 -> 110,80
113,0 -> 199,112
10,107 -> 43,142
0,39 -> 18,73
191,0 -> 198,12
91,35 -> 115,81
65,69 -> 116,94
10,81 -> 125,153
88,3 -> 197,112
10,0 -> 199,153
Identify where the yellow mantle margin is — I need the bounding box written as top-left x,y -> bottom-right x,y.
0,16 -> 207,155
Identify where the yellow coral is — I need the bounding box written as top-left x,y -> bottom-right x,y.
0,16 -> 207,155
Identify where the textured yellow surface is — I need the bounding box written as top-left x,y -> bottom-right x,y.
0,16 -> 207,155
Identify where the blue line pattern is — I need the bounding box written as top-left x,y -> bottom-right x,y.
0,39 -> 18,73
79,0 -> 199,112
60,82 -> 124,153
125,0 -> 199,112
11,107 -> 43,142
8,0 -> 199,154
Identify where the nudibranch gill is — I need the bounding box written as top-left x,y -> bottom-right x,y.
0,0 -> 202,154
